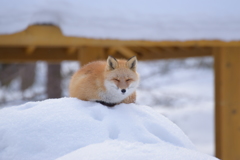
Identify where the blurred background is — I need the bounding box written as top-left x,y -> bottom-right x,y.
0,57 -> 213,107
0,56 -> 214,155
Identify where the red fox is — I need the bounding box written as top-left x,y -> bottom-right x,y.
69,56 -> 139,107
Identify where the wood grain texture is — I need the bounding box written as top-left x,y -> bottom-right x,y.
214,47 -> 240,160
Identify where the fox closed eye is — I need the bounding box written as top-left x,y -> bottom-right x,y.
126,79 -> 132,82
113,79 -> 120,82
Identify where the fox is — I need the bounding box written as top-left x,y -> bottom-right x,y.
69,56 -> 139,107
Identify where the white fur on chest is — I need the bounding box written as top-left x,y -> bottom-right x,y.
99,80 -> 138,103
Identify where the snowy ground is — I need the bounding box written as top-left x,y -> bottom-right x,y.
0,98 -> 217,160
0,57 -> 215,157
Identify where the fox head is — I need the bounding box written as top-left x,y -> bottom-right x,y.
104,56 -> 139,102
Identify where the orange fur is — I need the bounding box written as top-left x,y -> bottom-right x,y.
69,56 -> 139,105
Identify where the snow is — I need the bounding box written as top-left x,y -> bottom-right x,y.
136,58 -> 215,155
0,0 -> 240,41
57,140 -> 214,160
155,105 -> 215,155
0,97 -> 218,160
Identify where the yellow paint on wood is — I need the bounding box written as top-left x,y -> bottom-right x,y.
214,47 -> 240,160
25,46 -> 36,55
0,46 -> 213,62
78,47 -> 106,66
66,47 -> 77,55
114,47 -> 136,58
0,25 -> 240,47
107,47 -> 117,56
0,47 -> 78,62
132,47 -> 212,60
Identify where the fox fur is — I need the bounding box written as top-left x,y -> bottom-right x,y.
69,56 -> 139,106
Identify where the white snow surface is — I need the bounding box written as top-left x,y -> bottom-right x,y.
0,98 -> 218,160
0,0 -> 240,41
155,105 -> 215,156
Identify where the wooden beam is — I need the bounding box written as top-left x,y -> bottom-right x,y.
0,46 -> 213,63
0,47 -> 78,62
214,47 -> 240,160
117,47 -> 136,58
107,46 -> 136,58
0,25 -> 240,47
107,47 -> 117,56
131,47 -> 213,60
78,47 -> 106,66
25,46 -> 36,55
66,47 -> 77,55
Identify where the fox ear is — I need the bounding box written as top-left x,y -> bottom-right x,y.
126,56 -> 137,71
107,56 -> 118,70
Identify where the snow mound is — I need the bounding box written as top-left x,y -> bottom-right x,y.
57,140 -> 216,160
1,0 -> 240,41
0,98 -> 218,160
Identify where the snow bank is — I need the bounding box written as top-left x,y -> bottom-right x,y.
0,0 -> 240,41
155,105 -> 215,155
0,98 -> 218,160
57,140 -> 215,160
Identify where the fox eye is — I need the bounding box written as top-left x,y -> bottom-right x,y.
126,79 -> 132,82
113,79 -> 120,82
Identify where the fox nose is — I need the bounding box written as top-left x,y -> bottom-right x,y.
121,89 -> 126,93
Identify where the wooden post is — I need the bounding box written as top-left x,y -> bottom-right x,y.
47,63 -> 61,98
214,47 -> 240,160
78,47 -> 106,66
